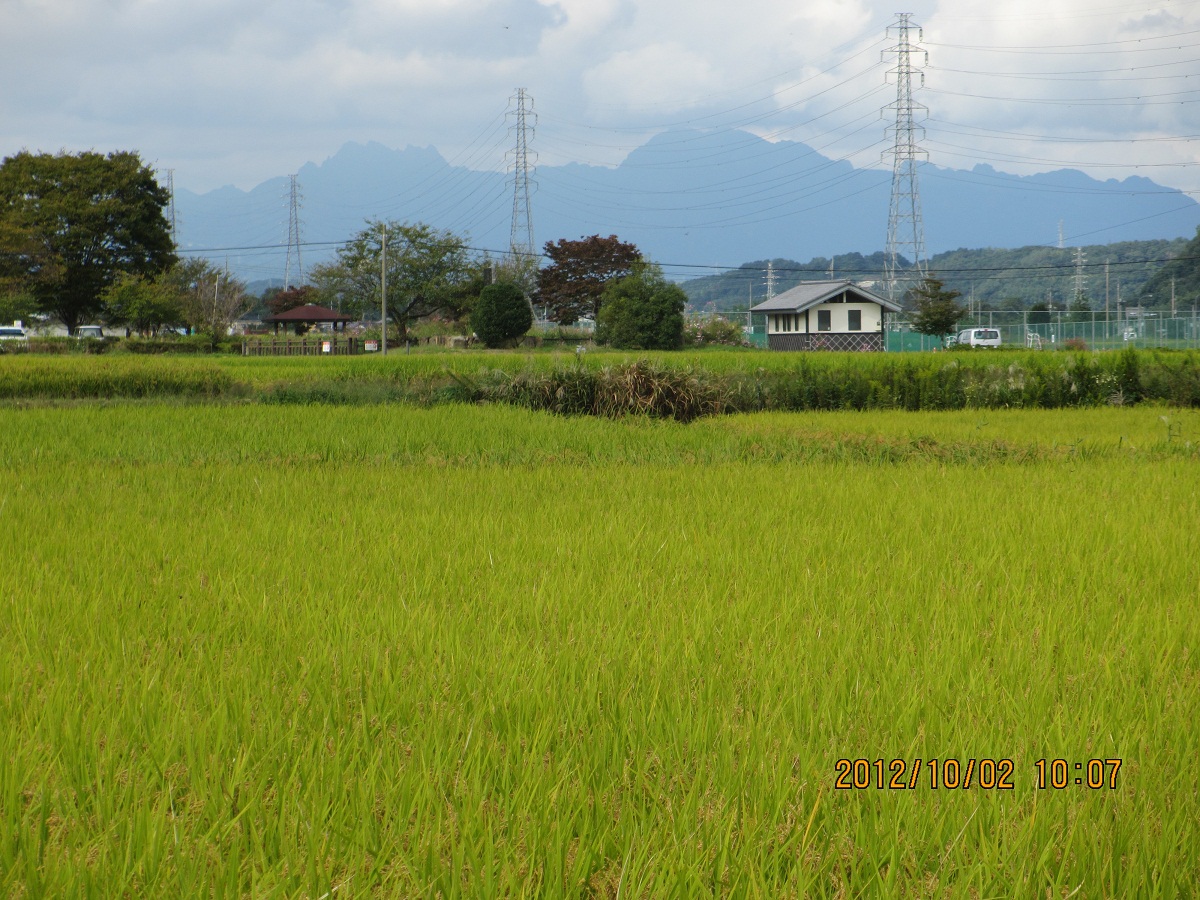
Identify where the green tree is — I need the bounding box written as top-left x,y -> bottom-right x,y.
101,273 -> 183,336
595,266 -> 686,350
0,289 -> 37,328
1027,302 -> 1051,325
1138,225 -> 1200,311
537,235 -> 642,325
471,282 -> 532,348
908,275 -> 966,347
267,285 -> 318,317
1069,292 -> 1092,322
163,259 -> 250,349
0,150 -> 176,333
319,220 -> 478,340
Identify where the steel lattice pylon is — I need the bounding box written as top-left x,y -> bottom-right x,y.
284,174 -> 303,289
883,13 -> 928,301
507,89 -> 537,287
165,169 -> 178,248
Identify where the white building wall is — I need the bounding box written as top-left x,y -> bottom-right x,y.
769,303 -> 883,334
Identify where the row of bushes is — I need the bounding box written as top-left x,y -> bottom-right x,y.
433,349 -> 1197,420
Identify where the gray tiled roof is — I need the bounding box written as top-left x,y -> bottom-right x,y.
750,280 -> 902,314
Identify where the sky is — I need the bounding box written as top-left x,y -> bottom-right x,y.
3,0 -> 1198,203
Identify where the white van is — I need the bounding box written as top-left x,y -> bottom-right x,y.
76,325 -> 104,338
956,327 -> 1002,348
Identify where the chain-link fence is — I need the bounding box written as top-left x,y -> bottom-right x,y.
887,312 -> 1200,352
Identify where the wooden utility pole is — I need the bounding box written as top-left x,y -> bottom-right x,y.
381,222 -> 388,356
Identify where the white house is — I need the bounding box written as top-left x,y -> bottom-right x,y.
751,280 -> 902,351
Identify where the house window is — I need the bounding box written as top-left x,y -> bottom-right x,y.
848,309 -> 862,331
817,309 -> 831,332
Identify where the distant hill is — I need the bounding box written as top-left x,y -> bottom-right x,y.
680,238 -> 1194,312
175,129 -> 1200,287
1137,227 -> 1200,312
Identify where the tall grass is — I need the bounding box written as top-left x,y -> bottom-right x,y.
1,404 -> 1198,896
5,348 -> 1200,413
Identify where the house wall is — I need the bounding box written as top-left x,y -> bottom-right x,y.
767,303 -> 883,335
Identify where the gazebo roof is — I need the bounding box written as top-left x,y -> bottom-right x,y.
264,304 -> 353,323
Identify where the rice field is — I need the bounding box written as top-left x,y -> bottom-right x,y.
1,394 -> 1198,897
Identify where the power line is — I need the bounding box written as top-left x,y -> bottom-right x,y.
175,234 -> 1199,279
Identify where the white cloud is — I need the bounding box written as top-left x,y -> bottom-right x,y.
0,0 -> 1196,196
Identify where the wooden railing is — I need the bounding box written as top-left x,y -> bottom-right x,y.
241,337 -> 364,356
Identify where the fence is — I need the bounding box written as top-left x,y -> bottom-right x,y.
242,337 -> 365,356
887,312 -> 1200,352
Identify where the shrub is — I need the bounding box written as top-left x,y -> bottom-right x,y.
470,282 -> 533,348
595,267 -> 685,350
682,314 -> 749,347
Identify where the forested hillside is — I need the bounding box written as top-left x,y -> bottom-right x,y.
1137,227 -> 1200,312
682,237 -> 1193,313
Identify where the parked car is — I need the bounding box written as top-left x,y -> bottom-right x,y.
956,327 -> 1002,348
76,325 -> 105,338
0,326 -> 28,343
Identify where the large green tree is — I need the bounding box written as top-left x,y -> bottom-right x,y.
314,220 -> 478,339
595,265 -> 686,350
908,275 -> 966,346
0,150 -> 176,333
471,281 -> 532,348
537,235 -> 642,325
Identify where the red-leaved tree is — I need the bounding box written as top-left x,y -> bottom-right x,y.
536,235 -> 642,325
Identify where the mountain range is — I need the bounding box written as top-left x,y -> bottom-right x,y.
175,129 -> 1200,285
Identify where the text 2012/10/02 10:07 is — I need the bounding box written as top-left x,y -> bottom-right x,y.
834,758 -> 1123,790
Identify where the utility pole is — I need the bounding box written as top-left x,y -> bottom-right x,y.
883,13 -> 929,302
1105,261 -> 1110,326
165,169 -> 178,249
507,88 -> 537,292
284,174 -> 303,289
1058,221 -> 1064,250
1171,276 -> 1177,317
1073,247 -> 1086,310
380,223 -> 388,356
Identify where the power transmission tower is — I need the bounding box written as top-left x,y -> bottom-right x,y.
1073,247 -> 1087,308
507,88 -> 537,290
883,12 -> 928,301
766,261 -> 777,299
165,169 -> 178,248
284,174 -> 304,289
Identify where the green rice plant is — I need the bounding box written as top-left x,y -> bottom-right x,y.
0,356 -> 234,399
6,348 -> 1200,416
1,412 -> 1197,896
